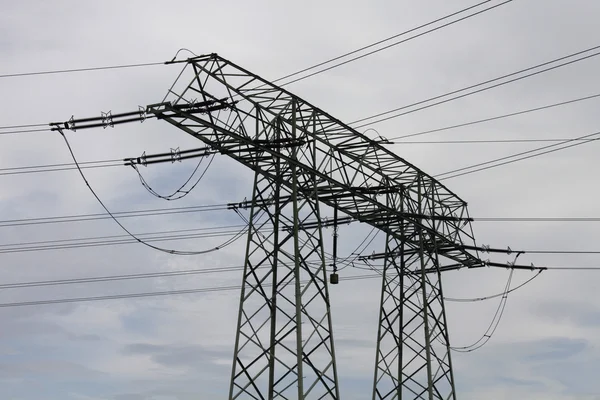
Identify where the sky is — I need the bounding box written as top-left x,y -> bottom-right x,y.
1,0 -> 600,399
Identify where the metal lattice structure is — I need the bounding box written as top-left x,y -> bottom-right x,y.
142,53 -> 485,399
51,53 -> 531,399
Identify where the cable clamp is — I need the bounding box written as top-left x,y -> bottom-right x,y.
170,147 -> 182,163
136,151 -> 147,167
101,111 -> 114,128
481,244 -> 491,253
138,106 -> 147,122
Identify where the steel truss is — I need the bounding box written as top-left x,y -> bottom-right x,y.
143,53 -> 484,399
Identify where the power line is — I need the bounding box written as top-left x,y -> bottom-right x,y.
0,128 -> 52,135
0,123 -> 48,130
474,217 -> 600,222
0,61 -> 166,79
279,1 -> 512,86
0,204 -> 230,228
8,136 -> 593,178
0,227 -> 251,255
4,201 -> 600,231
56,127 -> 247,256
445,270 -> 543,302
0,161 -> 123,176
450,269 -> 514,352
390,92 -> 600,141
351,45 -> 600,128
0,265 -> 248,289
437,131 -> 600,180
393,138 -> 598,144
273,0 -> 497,84
0,273 -> 381,309
0,3 -> 505,131
0,259 -> 593,309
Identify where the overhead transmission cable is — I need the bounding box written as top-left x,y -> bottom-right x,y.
130,153 -> 216,201
0,62 -> 165,79
390,92 -> 600,141
3,263 -> 598,308
278,0 -> 512,86
1,1 -> 509,131
351,44 -> 600,129
55,127 -> 249,255
0,273 -> 381,309
437,130 -> 600,180
450,269 -> 514,352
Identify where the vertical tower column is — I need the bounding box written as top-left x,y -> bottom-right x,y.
372,177 -> 456,400
229,104 -> 339,399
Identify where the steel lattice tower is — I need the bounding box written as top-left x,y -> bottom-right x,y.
54,53 -> 499,399
143,53 -> 483,399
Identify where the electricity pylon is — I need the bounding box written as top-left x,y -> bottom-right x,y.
54,53 -> 535,399
145,53 -> 482,399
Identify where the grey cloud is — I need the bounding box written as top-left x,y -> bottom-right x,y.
123,343 -> 231,370
534,300 -> 600,327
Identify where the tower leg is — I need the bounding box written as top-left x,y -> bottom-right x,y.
372,180 -> 456,400
229,108 -> 339,399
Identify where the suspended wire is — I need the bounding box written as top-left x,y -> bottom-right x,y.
1,3 -> 505,130
0,273 -> 381,309
280,1 -> 511,87
0,160 -> 123,176
338,228 -> 381,271
436,130 -> 600,177
3,261 -> 596,307
0,128 -> 52,135
0,227 -> 252,255
56,127 -> 248,255
390,92 -> 600,141
274,1 -> 499,84
0,62 -> 165,79
3,198 -> 600,230
351,45 -> 600,128
445,270 -> 542,302
0,265 -> 248,289
7,137 -> 591,178
474,217 -> 600,222
131,153 -> 215,201
0,204 -> 230,228
438,132 -> 600,180
451,269 -> 514,352
394,138 -> 599,145
0,123 -> 49,130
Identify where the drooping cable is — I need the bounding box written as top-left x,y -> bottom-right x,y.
450,269 -> 514,352
56,127 -> 247,255
131,153 -> 215,201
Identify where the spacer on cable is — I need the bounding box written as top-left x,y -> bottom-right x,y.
139,151 -> 147,167
101,111 -> 114,128
138,106 -> 147,122
170,147 -> 182,163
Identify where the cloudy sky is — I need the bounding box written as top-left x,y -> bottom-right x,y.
1,0 -> 600,399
